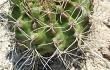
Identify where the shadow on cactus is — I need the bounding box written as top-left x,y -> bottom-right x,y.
8,0 -> 93,70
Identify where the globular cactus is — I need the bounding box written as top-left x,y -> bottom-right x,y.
8,0 -> 92,69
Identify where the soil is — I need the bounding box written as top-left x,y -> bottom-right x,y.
0,11 -> 14,70
83,0 -> 110,70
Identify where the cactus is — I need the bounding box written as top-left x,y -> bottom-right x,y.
9,0 -> 92,69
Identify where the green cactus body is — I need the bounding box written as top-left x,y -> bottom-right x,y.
9,0 -> 92,56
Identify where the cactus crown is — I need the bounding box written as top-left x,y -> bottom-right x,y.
9,0 -> 92,56
8,0 -> 93,69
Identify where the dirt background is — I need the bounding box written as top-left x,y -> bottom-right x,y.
0,0 -> 110,70
83,0 -> 110,70
0,0 -> 14,70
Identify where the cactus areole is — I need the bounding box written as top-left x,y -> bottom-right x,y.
9,0 -> 92,56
